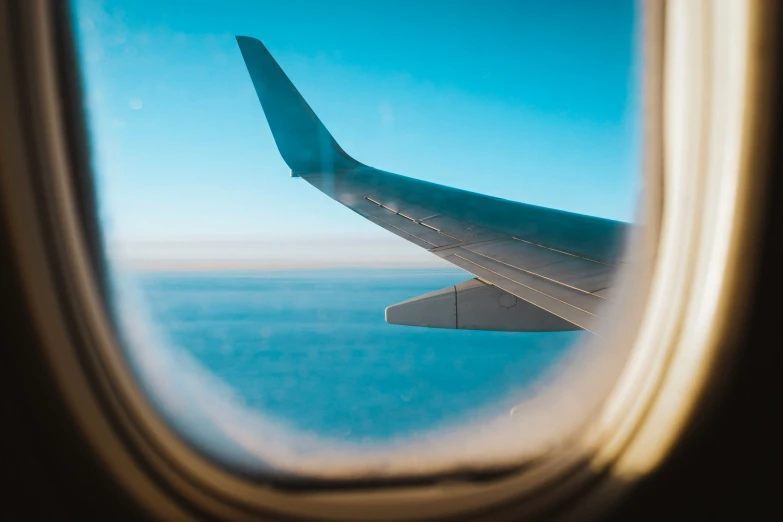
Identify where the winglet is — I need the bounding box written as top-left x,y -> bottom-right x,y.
236,36 -> 362,174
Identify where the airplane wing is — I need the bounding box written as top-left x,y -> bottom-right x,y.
237,36 -> 628,335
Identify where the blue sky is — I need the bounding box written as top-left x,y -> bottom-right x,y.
71,0 -> 640,267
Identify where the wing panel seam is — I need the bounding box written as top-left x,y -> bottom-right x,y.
449,254 -> 592,332
464,248 -> 610,300
452,253 -> 597,318
511,237 -> 616,267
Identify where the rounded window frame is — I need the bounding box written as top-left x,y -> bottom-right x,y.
0,0 -> 776,520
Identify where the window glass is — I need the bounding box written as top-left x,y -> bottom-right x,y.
71,0 -> 640,477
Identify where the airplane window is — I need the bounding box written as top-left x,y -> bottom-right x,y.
69,0 -> 641,479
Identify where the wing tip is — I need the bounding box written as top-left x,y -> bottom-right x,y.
236,34 -> 364,174
235,36 -> 271,57
235,35 -> 259,44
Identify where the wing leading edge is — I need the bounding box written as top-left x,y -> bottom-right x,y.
237,36 -> 628,335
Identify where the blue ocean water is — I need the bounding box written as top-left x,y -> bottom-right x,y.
131,268 -> 582,442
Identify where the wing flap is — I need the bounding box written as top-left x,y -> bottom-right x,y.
532,258 -> 615,294
461,239 -> 615,294
386,278 -> 581,332
443,254 -> 599,333
463,239 -> 571,270
446,248 -> 604,315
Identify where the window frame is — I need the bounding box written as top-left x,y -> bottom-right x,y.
0,1 -> 778,520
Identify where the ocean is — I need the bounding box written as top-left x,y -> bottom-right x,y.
126,268 -> 582,443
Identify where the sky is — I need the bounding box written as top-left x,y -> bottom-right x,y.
71,0 -> 640,268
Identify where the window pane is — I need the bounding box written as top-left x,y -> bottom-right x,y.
71,0 -> 640,477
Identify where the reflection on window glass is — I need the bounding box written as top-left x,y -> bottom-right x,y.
71,0 -> 639,477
